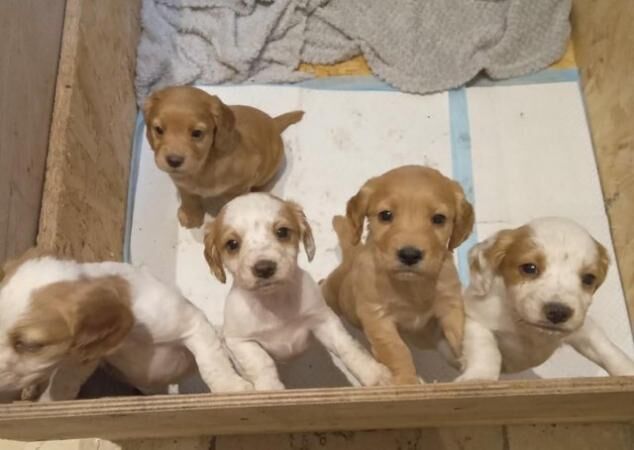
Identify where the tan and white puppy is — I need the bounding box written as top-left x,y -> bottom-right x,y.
459,217 -> 634,381
143,86 -> 304,229
204,193 -> 391,390
0,250 -> 252,401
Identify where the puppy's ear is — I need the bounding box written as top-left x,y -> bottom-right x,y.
448,180 -> 475,250
208,94 -> 236,150
287,201 -> 316,262
203,221 -> 226,283
14,277 -> 134,364
468,229 -> 516,296
67,278 -> 134,363
142,91 -> 160,124
592,240 -> 610,291
345,179 -> 375,245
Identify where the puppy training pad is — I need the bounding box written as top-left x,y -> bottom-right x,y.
127,72 -> 634,390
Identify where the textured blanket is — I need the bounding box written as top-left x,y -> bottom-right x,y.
135,0 -> 571,104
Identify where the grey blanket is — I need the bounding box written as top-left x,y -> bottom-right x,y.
135,0 -> 571,104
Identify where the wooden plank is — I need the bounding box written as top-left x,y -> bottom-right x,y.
0,0 -> 66,262
507,423 -> 634,450
0,378 -> 633,441
571,0 -> 634,324
37,0 -> 141,262
0,439 -> 120,450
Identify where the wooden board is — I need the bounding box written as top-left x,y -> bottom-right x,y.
0,0 -> 66,263
571,0 -> 634,323
36,0 -> 141,262
0,378 -> 633,441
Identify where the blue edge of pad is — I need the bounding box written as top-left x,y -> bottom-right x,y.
124,68 -> 580,284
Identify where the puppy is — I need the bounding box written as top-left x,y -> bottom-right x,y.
321,165 -> 474,385
203,193 -> 391,390
143,86 -> 304,228
459,217 -> 634,380
0,249 -> 252,401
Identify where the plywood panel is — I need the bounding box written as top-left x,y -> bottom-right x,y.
37,0 -> 141,261
0,0 -> 66,262
0,377 -> 633,441
572,0 -> 634,323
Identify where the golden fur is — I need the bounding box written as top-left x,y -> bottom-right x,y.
143,86 -> 303,228
321,165 -> 474,384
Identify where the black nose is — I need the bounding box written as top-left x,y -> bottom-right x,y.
543,303 -> 573,324
252,260 -> 277,279
397,246 -> 424,266
166,155 -> 184,168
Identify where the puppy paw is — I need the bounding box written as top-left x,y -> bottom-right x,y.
392,374 -> 422,385
178,207 -> 204,229
455,370 -> 498,383
21,384 -> 44,401
212,376 -> 254,393
359,363 -> 393,386
253,378 -> 285,391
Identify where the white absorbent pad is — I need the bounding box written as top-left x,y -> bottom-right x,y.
127,71 -> 634,391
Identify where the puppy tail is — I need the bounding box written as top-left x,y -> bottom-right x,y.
333,215 -> 356,260
273,111 -> 304,132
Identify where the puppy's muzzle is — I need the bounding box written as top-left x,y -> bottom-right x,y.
166,154 -> 185,168
542,302 -> 573,324
397,246 -> 424,266
252,260 -> 277,279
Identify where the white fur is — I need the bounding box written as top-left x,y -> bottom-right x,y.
0,258 -> 252,400
458,217 -> 634,381
218,193 -> 391,389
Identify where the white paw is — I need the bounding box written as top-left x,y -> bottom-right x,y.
455,370 -> 499,383
253,378 -> 285,391
211,376 -> 254,393
360,363 -> 393,386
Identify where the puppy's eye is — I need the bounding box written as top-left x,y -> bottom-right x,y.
519,263 -> 539,276
225,240 -> 240,252
378,210 -> 393,222
276,227 -> 291,240
581,273 -> 596,286
154,126 -> 164,135
13,340 -> 44,354
432,214 -> 446,225
191,129 -> 203,139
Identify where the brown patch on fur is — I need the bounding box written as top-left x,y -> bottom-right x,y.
279,200 -> 315,261
495,227 -> 547,286
322,165 -> 473,382
143,86 -> 304,228
580,240 -> 610,293
203,212 -> 228,284
9,276 -> 134,364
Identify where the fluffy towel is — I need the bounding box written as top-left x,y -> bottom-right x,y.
135,0 -> 571,104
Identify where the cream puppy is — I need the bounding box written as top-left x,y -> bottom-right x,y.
203,193 -> 392,390
0,250 -> 251,401
459,217 -> 634,381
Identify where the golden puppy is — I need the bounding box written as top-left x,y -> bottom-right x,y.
321,165 -> 474,384
143,86 -> 304,228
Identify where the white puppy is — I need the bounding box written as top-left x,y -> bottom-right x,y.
203,193 -> 392,390
0,249 -> 252,401
458,217 -> 634,381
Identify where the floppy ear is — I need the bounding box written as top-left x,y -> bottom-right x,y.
208,94 -> 236,150
142,90 -> 161,125
203,221 -> 226,283
468,229 -> 516,296
345,180 -> 375,245
592,240 -> 610,291
287,201 -> 316,262
67,278 -> 134,363
448,180 -> 475,250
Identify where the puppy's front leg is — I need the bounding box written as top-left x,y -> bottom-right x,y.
225,338 -> 285,391
177,186 -> 204,228
358,310 -> 418,385
434,259 -> 466,357
184,315 -> 253,392
312,310 -> 392,386
565,317 -> 634,376
38,359 -> 99,402
455,318 -> 502,382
